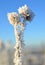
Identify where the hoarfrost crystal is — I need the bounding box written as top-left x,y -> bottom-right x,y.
18,5 -> 28,14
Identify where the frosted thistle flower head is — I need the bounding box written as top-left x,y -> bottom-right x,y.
7,12 -> 20,25
18,4 -> 35,21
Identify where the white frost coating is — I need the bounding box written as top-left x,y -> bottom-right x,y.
18,4 -> 35,21
18,5 -> 28,14
7,12 -> 20,25
13,22 -> 25,65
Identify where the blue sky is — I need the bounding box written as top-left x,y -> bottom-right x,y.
0,0 -> 45,45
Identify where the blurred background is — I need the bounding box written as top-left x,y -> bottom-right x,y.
0,40 -> 45,65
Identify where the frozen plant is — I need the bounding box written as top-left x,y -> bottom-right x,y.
7,12 -> 20,25
7,4 -> 34,65
18,5 -> 34,21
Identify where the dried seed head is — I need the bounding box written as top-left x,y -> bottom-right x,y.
7,12 -> 20,25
